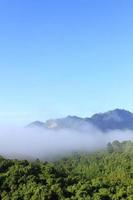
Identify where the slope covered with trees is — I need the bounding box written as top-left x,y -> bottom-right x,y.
0,141 -> 133,199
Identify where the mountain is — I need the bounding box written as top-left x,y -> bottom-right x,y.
45,116 -> 94,131
88,109 -> 133,131
28,109 -> 133,132
27,121 -> 45,128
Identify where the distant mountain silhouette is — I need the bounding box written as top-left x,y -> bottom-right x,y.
28,109 -> 133,132
27,121 -> 45,128
87,109 -> 133,131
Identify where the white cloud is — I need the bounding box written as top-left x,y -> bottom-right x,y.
0,125 -> 133,160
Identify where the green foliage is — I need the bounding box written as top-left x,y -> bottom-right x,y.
0,141 -> 133,199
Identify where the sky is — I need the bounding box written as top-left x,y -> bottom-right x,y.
0,0 -> 133,125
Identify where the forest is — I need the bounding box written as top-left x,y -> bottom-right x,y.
0,140 -> 133,200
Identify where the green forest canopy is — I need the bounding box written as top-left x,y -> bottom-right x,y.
0,140 -> 133,199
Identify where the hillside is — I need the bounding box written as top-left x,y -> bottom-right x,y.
28,109 -> 133,132
0,141 -> 133,199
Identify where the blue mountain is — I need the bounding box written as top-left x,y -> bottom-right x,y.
28,109 -> 133,132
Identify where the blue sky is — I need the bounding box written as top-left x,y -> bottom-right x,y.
0,0 -> 133,124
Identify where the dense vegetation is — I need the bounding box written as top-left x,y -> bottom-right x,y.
1,141 -> 133,199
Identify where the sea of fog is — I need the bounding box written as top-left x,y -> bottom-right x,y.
0,125 -> 133,160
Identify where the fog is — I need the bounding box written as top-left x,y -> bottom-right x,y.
0,125 -> 133,160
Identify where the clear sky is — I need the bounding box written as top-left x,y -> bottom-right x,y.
0,0 -> 133,124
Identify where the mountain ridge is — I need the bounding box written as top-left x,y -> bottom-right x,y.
28,109 -> 133,132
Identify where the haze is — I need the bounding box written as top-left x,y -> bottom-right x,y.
0,125 -> 133,160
